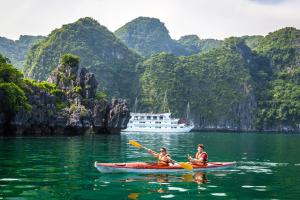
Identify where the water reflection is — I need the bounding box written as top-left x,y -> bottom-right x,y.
123,173 -> 208,199
95,172 -> 208,185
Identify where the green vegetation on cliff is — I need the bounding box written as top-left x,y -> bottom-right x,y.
257,68 -> 300,129
23,17 -> 141,102
254,27 -> 300,129
0,54 -> 31,127
138,38 -> 257,128
256,27 -> 300,71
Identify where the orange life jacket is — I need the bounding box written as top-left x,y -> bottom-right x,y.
158,153 -> 171,166
195,152 -> 208,163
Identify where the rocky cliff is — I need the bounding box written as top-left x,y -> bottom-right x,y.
0,54 -> 130,136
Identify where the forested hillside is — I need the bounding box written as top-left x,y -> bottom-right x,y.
1,17 -> 296,131
23,17 -> 141,102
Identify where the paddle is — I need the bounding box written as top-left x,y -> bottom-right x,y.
129,140 -> 193,171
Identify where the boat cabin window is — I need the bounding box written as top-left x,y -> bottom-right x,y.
147,116 -> 151,120
159,116 -> 163,120
153,116 -> 157,120
155,121 -> 161,124
140,116 -> 145,120
134,116 -> 138,120
139,121 -> 145,123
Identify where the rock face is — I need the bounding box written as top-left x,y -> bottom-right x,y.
0,60 -> 130,136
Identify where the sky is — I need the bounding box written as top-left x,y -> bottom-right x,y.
0,0 -> 299,40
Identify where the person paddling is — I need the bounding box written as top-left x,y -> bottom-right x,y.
147,147 -> 174,166
188,144 -> 208,165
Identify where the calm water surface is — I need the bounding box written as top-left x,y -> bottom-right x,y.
0,132 -> 300,199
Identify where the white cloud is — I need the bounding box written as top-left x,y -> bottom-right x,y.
0,0 -> 299,40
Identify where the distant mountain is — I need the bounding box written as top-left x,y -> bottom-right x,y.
0,35 -> 44,68
115,17 -> 189,57
177,35 -> 222,54
23,17 -> 141,101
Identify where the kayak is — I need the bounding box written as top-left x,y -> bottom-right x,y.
94,161 -> 236,173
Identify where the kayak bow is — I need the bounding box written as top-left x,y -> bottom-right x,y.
94,161 -> 236,173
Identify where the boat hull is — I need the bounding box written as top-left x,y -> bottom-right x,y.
122,126 -> 194,133
94,162 -> 236,173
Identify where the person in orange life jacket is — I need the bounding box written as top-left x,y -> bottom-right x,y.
147,147 -> 174,166
188,144 -> 208,165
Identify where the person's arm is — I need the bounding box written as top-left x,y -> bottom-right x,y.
147,149 -> 159,158
166,155 -> 175,165
187,154 -> 193,161
200,153 -> 208,162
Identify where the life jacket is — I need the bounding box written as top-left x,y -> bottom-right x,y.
158,153 -> 171,166
195,151 -> 208,163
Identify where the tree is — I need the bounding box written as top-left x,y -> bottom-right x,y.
0,54 -> 11,64
0,54 -> 31,134
60,53 -> 80,68
0,61 -> 23,84
0,82 -> 31,134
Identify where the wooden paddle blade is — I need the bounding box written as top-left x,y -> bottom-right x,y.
179,162 -> 193,171
129,140 -> 142,148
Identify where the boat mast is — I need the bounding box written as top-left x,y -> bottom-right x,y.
162,91 -> 170,113
133,97 -> 138,113
186,102 -> 190,121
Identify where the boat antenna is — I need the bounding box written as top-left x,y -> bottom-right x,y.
162,91 -> 170,113
133,97 -> 138,113
186,102 -> 190,120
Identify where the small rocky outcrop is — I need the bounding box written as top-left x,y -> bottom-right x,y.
0,55 -> 130,135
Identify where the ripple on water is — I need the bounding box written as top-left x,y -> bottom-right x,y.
167,187 -> 188,192
214,173 -> 227,177
0,178 -> 21,181
239,161 -> 289,167
13,185 -> 36,189
242,185 -> 266,188
161,194 -> 175,198
211,193 -> 227,196
242,185 -> 267,192
198,186 -> 206,190
237,166 -> 272,173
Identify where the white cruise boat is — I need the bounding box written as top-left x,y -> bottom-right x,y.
123,112 -> 194,133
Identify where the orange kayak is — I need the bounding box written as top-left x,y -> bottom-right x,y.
94,161 -> 236,173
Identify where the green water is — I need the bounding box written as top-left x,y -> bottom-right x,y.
0,132 -> 300,199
